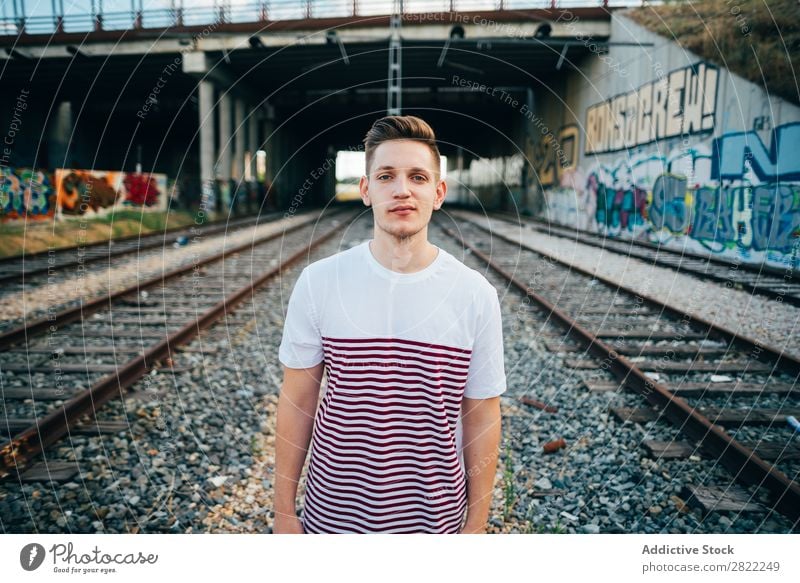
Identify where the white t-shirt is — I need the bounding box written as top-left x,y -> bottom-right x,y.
278,239 -> 506,533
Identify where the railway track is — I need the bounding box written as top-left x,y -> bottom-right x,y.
0,212 -> 272,288
487,211 -> 800,307
0,209 -> 352,483
438,216 -> 800,528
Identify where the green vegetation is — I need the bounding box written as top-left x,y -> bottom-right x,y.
529,517 -> 567,534
626,0 -> 800,104
0,210 -> 198,258
502,442 -> 517,522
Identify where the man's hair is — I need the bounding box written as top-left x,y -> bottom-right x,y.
363,115 -> 441,176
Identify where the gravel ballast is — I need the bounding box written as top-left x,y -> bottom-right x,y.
453,209 -> 800,361
1,211 -> 795,534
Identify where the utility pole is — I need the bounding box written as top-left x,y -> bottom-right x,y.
387,0 -> 402,115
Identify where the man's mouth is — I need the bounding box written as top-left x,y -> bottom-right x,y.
389,206 -> 416,214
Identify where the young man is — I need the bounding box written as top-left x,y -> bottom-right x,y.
274,115 -> 506,534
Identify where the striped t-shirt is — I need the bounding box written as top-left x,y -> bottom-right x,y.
278,240 -> 506,533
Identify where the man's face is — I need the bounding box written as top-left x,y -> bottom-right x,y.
359,139 -> 447,239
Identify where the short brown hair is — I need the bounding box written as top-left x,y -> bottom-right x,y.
363,115 -> 441,176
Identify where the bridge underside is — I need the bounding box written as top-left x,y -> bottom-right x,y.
0,12 -> 609,212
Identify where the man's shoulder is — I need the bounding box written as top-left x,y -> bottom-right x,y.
302,240 -> 366,279
439,248 -> 498,297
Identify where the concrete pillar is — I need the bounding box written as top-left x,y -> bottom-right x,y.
523,87 -> 536,214
247,106 -> 259,213
247,107 -> 258,182
216,91 -> 232,211
198,80 -> 216,215
47,101 -> 73,169
264,117 -> 277,209
232,98 -> 245,213
456,146 -> 465,204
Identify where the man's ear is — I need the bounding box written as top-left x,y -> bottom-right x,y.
433,178 -> 447,210
359,175 -> 370,207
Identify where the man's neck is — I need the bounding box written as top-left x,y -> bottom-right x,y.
369,225 -> 439,274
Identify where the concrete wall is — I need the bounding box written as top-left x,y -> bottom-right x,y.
445,102 -> 534,212
536,13 -> 800,270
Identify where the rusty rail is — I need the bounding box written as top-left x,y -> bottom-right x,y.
439,220 -> 800,526
0,214 -> 348,479
0,212 -> 328,351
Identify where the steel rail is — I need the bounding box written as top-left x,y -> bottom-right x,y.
510,217 -> 800,308
439,220 -> 800,526
462,214 -> 800,378
0,215 -> 349,479
0,212 -> 328,351
488,209 -> 800,285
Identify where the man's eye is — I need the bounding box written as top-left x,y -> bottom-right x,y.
377,175 -> 391,180
413,175 -> 427,181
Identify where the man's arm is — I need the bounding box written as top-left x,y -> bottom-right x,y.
460,395 -> 502,534
273,362 -> 324,534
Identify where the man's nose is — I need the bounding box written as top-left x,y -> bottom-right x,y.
392,176 -> 412,197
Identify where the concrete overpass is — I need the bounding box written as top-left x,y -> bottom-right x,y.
0,2 -> 615,212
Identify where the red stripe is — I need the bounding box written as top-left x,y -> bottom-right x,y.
311,438 -> 459,472
304,482 -> 466,513
323,388 -> 463,410
314,416 -> 457,441
322,336 -> 472,355
326,362 -> 469,379
325,394 -> 462,408
326,383 -> 465,402
310,433 -> 458,454
306,488 -> 466,523
323,402 -> 461,420
304,334 -> 475,533
324,402 -> 450,419
302,506 -> 466,534
322,343 -> 471,364
327,364 -> 469,383
326,373 -> 467,392
324,350 -> 471,370
312,424 -> 456,457
302,490 -> 466,529
310,481 -> 467,508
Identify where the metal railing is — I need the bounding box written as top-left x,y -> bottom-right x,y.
0,0 -> 645,36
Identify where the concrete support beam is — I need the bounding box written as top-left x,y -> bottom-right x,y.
198,80 -> 217,214
233,97 -> 245,182
264,117 -> 276,205
216,96 -> 232,177
246,106 -> 259,183
47,101 -> 72,169
232,97 -> 246,212
216,91 -> 232,210
183,51 -> 268,115
184,51 -> 272,213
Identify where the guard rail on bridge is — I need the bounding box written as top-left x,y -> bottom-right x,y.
1,0 -> 641,37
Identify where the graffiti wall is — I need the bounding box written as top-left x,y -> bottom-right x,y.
0,167 -> 55,220
537,14 -> 800,270
55,170 -> 169,216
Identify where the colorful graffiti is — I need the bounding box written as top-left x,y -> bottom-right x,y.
585,62 -> 718,155
556,122 -> 800,266
535,125 -> 579,188
56,170 -> 119,214
55,169 -> 168,215
0,167 -> 55,220
122,173 -> 161,206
